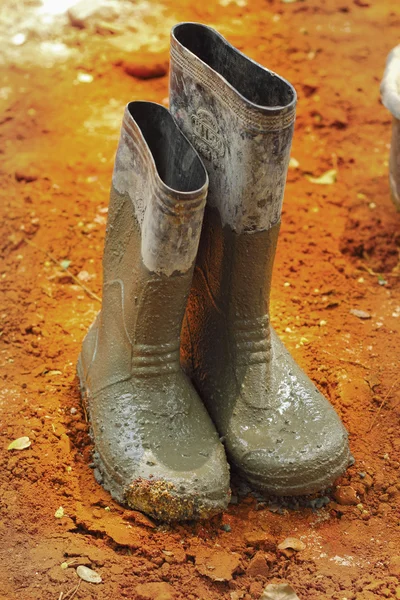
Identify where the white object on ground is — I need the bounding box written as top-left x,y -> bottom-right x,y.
76,565 -> 102,584
381,45 -> 400,210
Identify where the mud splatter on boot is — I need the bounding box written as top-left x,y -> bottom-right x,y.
78,102 -> 230,521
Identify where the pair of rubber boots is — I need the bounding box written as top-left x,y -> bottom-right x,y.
78,23 -> 350,522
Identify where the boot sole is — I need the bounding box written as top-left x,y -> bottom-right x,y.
233,443 -> 352,497
76,356 -> 230,521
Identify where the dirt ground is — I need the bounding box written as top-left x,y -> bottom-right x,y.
1,0 -> 400,598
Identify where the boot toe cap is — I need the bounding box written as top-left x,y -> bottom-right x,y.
124,444 -> 231,521
230,330 -> 351,496
86,378 -> 231,521
238,427 -> 350,496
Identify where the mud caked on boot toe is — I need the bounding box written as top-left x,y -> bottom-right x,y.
78,101 -> 230,521
169,23 -> 351,496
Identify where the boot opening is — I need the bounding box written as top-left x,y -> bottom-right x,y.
128,101 -> 207,193
174,23 -> 295,109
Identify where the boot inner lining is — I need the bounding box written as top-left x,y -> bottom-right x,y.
128,102 -> 207,193
174,23 -> 295,108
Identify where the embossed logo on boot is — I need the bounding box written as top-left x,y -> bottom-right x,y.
191,109 -> 225,164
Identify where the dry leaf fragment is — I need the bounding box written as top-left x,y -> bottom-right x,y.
76,565 -> 102,584
306,169 -> 337,184
278,537 -> 306,551
54,506 -> 64,519
8,436 -> 31,450
261,582 -> 301,600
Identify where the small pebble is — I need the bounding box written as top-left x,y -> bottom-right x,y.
221,523 -> 231,532
77,73 -> 93,83
389,556 -> 400,578
278,537 -> 306,552
333,485 -> 358,506
350,308 -> 371,319
11,33 -> 26,46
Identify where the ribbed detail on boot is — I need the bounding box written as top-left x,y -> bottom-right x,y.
131,342 -> 181,377
232,315 -> 272,365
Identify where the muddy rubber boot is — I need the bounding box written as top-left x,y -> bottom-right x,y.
169,23 -> 350,496
77,101 -> 231,521
381,45 -> 400,211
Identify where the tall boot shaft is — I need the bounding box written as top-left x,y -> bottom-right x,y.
170,23 -> 296,335
103,101 -> 207,346
170,23 -> 296,403
170,22 -> 296,234
169,24 -> 350,497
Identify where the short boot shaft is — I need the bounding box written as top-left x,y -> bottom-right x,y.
78,102 -> 231,521
82,102 -> 208,395
170,22 -> 296,403
170,23 -> 350,496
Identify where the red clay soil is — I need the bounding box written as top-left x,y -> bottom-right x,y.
1,0 -> 400,599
